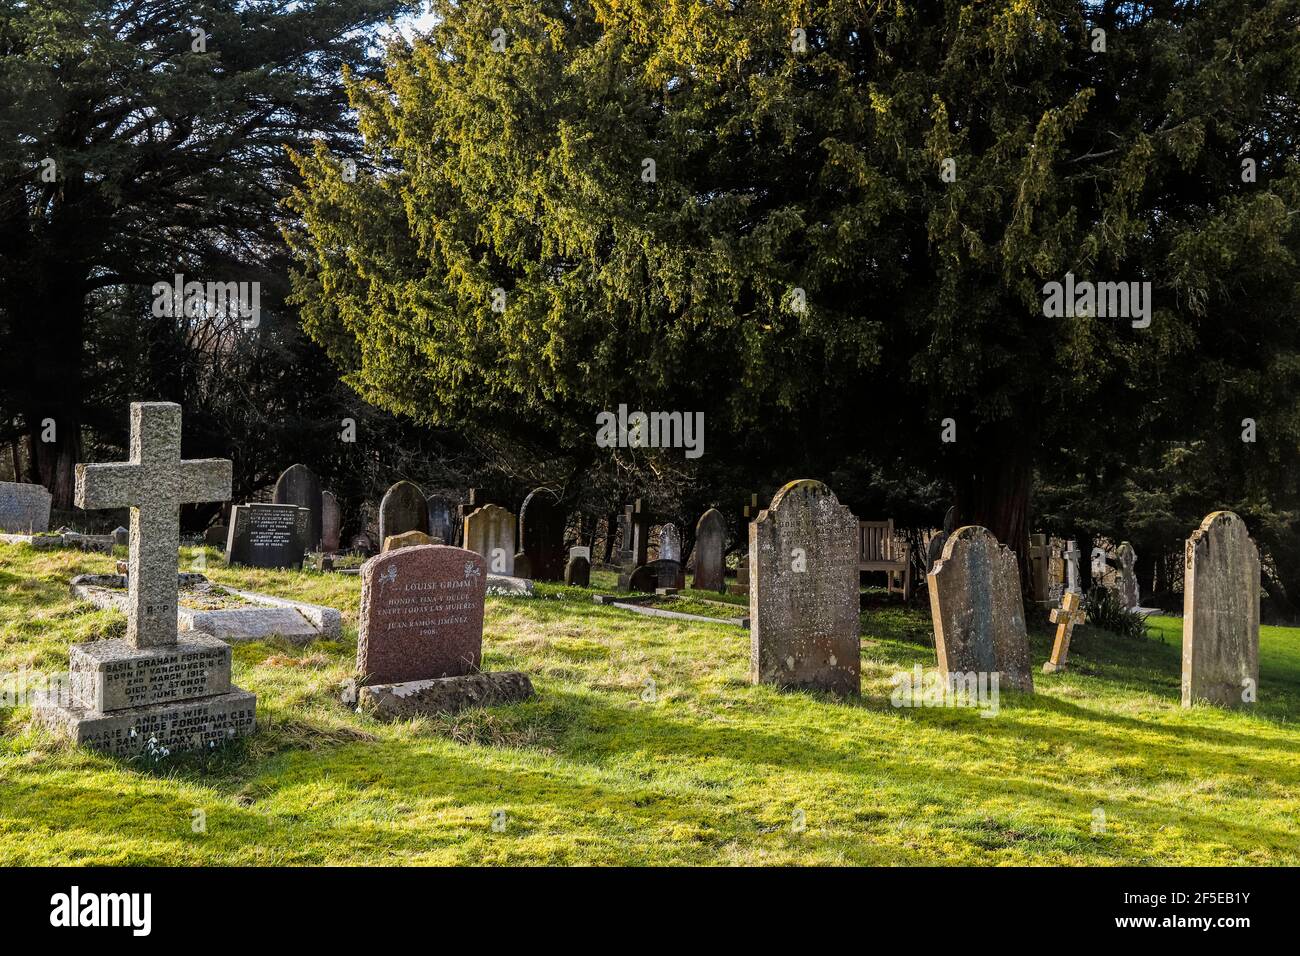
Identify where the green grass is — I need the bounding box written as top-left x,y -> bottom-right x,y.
1,541 -> 1298,865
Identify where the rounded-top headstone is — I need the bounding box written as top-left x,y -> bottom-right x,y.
273,464 -> 323,551
321,490 -> 342,552
658,523 -> 682,563
692,508 -> 726,592
750,480 -> 860,695
928,526 -> 1033,693
519,487 -> 566,581
379,480 -> 429,546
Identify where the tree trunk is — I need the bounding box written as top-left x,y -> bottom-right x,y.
952,426 -> 1033,591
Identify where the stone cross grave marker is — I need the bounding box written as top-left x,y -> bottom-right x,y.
77,403 -> 231,648
750,480 -> 859,695
1042,591 -> 1084,674
1064,539 -> 1081,594
927,526 -> 1034,693
1183,511 -> 1259,708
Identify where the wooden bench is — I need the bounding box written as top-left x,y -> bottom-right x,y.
858,519 -> 911,600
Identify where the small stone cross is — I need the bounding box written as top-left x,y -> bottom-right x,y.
75,403 -> 232,648
1043,591 -> 1085,674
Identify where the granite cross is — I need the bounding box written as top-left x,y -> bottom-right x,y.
75,403 -> 232,648
1064,539 -> 1082,594
1042,590 -> 1085,674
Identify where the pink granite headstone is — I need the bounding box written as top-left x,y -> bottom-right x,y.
357,544 -> 487,685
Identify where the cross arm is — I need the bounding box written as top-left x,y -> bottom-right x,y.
76,463 -> 141,510
177,459 -> 233,504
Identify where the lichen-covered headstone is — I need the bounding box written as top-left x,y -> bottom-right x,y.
1115,541 -> 1139,610
927,526 -> 1033,693
464,503 -> 516,575
749,480 -> 859,695
1182,511 -> 1259,709
384,529 -> 431,552
273,463 -> 323,551
692,508 -> 726,592
378,480 -> 429,545
0,480 -> 52,533
519,487 -> 566,581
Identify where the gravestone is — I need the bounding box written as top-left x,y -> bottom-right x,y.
384,530 -> 431,552
378,480 -> 429,546
629,559 -> 685,593
658,524 -> 682,562
463,503 -> 516,575
927,526 -> 1034,693
749,480 -> 859,696
512,551 -> 532,579
113,526 -> 129,547
33,402 -> 255,755
519,487 -> 566,581
926,505 -> 958,572
321,490 -> 342,552
0,480 -> 52,533
1064,539 -> 1082,594
1029,533 -> 1050,605
565,546 -> 591,587
1115,541 -> 1139,610
354,543 -> 534,718
1042,591 -> 1084,674
617,499 -> 651,591
203,524 -> 227,547
1182,511 -> 1259,709
226,503 -> 310,568
427,495 -> 455,545
692,508 -> 726,592
356,545 -> 487,684
272,463 -> 323,551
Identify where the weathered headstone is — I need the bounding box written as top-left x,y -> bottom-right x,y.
749,480 -> 859,696
565,546 -> 591,587
113,526 -> 129,547
692,508 -> 726,592
463,503 -> 516,575
1115,541 -> 1139,610
519,487 -> 566,581
1042,591 -> 1084,674
1064,539 -> 1081,594
226,503 -> 310,568
203,524 -> 227,547
378,480 -> 429,546
927,526 -> 1034,693
658,523 -> 681,562
513,551 -> 533,579
1029,533 -> 1049,605
321,490 -> 342,552
272,463 -> 323,551
357,544 -> 487,684
427,494 -> 455,545
1182,511 -> 1259,708
0,480 -> 52,533
384,529 -> 431,552
34,402 -> 256,755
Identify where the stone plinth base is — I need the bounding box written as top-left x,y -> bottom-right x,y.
357,672 -> 534,721
34,687 -> 256,757
70,634 -> 231,712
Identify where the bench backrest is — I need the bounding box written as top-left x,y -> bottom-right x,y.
858,519 -> 897,562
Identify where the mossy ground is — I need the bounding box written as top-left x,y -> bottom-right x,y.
0,542 -> 1297,865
